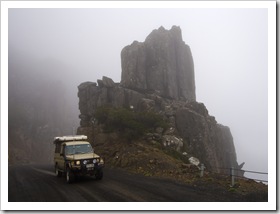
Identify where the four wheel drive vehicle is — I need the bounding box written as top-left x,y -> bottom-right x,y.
53,135 -> 104,183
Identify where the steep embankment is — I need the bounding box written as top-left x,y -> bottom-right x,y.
88,134 -> 267,201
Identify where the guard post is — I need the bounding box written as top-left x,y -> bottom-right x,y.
200,163 -> 205,177
230,167 -> 235,187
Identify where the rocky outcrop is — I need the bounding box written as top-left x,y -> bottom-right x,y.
121,26 -> 196,101
77,26 -> 243,174
175,103 -> 238,172
78,79 -> 146,127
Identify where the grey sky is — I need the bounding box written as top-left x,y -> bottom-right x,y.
8,7 -> 268,180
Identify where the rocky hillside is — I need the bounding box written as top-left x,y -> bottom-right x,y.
77,26 -> 244,175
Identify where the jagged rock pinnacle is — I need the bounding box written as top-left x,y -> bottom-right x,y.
120,26 -> 196,101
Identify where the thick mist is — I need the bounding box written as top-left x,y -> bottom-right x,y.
7,8 -> 268,180
8,47 -> 79,163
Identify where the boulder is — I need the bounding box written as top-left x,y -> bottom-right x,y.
189,157 -> 200,166
162,135 -> 183,151
139,98 -> 156,111
97,79 -> 104,87
102,76 -> 115,88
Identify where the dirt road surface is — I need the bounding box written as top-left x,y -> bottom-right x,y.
8,164 -> 242,202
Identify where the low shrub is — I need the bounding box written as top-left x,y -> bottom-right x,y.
94,106 -> 168,141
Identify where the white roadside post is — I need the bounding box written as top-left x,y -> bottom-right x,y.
230,167 -> 235,187
200,163 -> 205,177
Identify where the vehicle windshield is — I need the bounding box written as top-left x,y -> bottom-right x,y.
65,144 -> 93,155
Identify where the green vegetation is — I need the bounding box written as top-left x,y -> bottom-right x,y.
94,106 -> 168,141
162,148 -> 190,163
228,187 -> 237,192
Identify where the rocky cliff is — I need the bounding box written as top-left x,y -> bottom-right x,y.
77,26 -> 243,174
121,26 -> 195,101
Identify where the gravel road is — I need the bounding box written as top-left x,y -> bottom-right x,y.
8,164 -> 241,202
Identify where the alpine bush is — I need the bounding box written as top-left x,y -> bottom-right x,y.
94,106 -> 167,141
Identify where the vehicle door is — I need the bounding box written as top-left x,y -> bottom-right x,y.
57,144 -> 65,170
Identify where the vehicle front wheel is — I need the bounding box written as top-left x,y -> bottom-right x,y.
66,167 -> 74,183
96,168 -> 103,180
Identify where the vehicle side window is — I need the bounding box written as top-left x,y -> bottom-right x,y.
61,145 -> 65,155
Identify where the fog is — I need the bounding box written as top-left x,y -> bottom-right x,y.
7,6 -> 269,180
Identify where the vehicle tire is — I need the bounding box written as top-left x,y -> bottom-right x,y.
55,164 -> 62,177
66,167 -> 74,183
96,168 -> 103,180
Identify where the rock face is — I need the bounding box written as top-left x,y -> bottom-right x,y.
77,26 -> 243,174
175,102 -> 239,172
121,26 -> 196,101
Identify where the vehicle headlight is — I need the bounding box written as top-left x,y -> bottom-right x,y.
83,160 -> 87,165
76,160 -> 80,165
93,159 -> 97,164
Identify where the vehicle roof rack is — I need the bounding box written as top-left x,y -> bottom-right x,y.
53,135 -> 88,144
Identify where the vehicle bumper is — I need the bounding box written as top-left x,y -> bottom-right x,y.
70,163 -> 104,176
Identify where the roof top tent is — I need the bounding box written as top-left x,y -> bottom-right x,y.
53,135 -> 88,144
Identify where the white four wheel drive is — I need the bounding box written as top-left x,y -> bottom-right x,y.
53,135 -> 104,183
